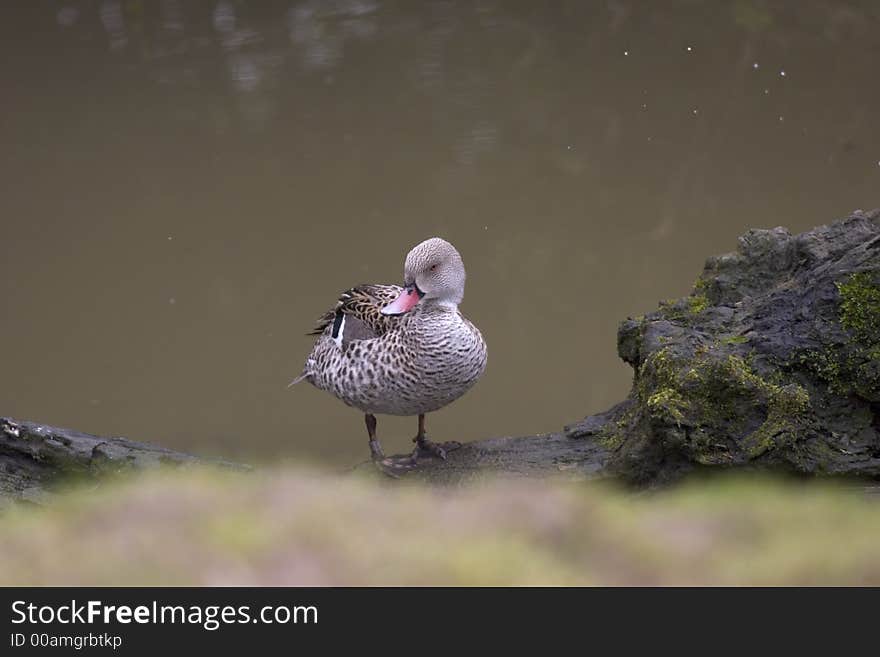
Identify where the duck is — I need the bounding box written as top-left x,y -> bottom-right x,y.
290,237 -> 487,471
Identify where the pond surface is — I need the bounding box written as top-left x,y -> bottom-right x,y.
2,1 -> 879,463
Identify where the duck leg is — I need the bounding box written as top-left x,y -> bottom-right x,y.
412,414 -> 459,460
366,413 -> 416,476
365,413 -> 384,460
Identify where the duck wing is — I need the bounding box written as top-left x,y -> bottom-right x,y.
308,284 -> 403,344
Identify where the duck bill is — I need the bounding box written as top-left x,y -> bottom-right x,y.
381,284 -> 423,315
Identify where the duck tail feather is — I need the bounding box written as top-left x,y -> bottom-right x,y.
287,372 -> 309,388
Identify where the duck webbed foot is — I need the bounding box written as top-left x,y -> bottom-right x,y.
366,413 -> 416,477
373,455 -> 418,477
412,436 -> 462,460
411,413 -> 460,461
372,438 -> 418,477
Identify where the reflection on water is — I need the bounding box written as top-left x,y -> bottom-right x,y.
2,1 -> 879,463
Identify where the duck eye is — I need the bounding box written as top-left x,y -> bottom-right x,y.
430,264 -> 437,271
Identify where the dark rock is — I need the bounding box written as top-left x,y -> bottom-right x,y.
0,417 -> 246,505
565,208 -> 880,484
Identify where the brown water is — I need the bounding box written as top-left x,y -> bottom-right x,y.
2,1 -> 879,464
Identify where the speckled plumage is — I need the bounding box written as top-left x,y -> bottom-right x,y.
294,239 -> 487,419
299,285 -> 486,416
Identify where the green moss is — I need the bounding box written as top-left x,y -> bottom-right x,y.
688,294 -> 710,315
837,272 -> 880,344
693,275 -> 711,293
689,276 -> 716,315
598,408 -> 638,451
632,348 -> 811,462
647,387 -> 687,425
721,335 -> 749,345
797,272 -> 880,399
657,299 -> 683,320
656,277 -> 712,322
797,348 -> 849,395
636,348 -> 680,404
692,355 -> 810,459
742,382 -> 811,459
597,432 -> 625,451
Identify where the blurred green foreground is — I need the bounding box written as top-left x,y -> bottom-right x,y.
1,469 -> 878,586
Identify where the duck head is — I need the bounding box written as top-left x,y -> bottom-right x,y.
381,237 -> 466,315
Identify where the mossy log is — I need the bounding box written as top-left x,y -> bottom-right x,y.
3,208 -> 880,500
